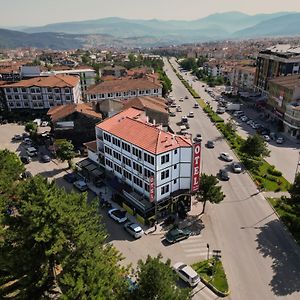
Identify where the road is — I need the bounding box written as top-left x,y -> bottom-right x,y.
170,57 -> 300,184
164,57 -> 300,300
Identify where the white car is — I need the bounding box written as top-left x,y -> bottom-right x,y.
232,162 -> 242,173
176,106 -> 182,112
73,180 -> 88,192
264,135 -> 270,142
173,262 -> 200,287
108,208 -> 128,223
41,121 -> 49,127
170,102 -> 177,108
276,137 -> 284,144
188,111 -> 194,118
220,152 -> 233,162
124,222 -> 144,238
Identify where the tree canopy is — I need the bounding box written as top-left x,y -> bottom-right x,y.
130,254 -> 190,300
25,121 -> 38,136
56,139 -> 75,166
241,134 -> 270,158
196,173 -> 225,214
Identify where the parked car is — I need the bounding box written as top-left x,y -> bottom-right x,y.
41,121 -> 49,127
124,222 -> 144,239
170,102 -> 177,108
181,116 -> 188,124
241,116 -> 248,122
169,111 -> 176,117
184,96 -> 188,99
219,169 -> 230,181
206,140 -> 215,148
276,137 -> 284,144
165,228 -> 191,244
63,172 -> 82,183
188,111 -> 194,118
23,137 -> 32,145
108,208 -> 128,223
179,97 -> 184,102
173,262 -> 200,287
231,162 -> 242,173
185,123 -> 190,129
264,135 -> 271,142
193,103 -> 199,109
12,134 -> 23,141
219,152 -> 233,162
73,180 -> 88,192
193,133 -> 202,143
216,107 -> 225,114
20,155 -> 31,164
26,147 -> 38,157
41,154 -> 51,163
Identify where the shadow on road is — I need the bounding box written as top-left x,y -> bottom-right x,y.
255,219 -> 300,296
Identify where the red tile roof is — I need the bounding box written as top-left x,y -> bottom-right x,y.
87,78 -> 161,95
97,108 -> 192,154
47,103 -> 102,122
84,140 -> 97,152
2,74 -> 79,88
123,96 -> 168,114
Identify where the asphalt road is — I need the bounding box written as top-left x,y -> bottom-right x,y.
164,57 -> 300,300
171,58 -> 300,184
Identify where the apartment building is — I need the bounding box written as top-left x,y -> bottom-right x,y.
203,61 -> 223,77
254,44 -> 300,93
231,66 -> 256,92
88,108 -> 194,223
267,75 -> 300,138
2,75 -> 81,111
86,78 -> 162,102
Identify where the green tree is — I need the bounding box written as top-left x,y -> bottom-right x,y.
25,121 -> 38,137
196,174 -> 225,214
0,176 -> 127,299
131,254 -> 190,300
179,58 -> 197,71
289,173 -> 300,208
241,134 -> 270,158
56,139 -> 75,168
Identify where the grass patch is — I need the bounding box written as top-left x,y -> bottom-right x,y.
267,197 -> 300,244
192,259 -> 229,294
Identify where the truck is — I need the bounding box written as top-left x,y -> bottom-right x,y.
225,103 -> 241,111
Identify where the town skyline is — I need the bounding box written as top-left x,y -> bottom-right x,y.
1,0 -> 300,27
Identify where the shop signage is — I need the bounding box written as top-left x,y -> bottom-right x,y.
191,142 -> 201,192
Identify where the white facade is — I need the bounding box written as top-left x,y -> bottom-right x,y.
231,67 -> 255,92
3,79 -> 81,110
95,126 -> 192,203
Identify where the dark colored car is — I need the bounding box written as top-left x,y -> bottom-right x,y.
20,156 -> 31,164
206,140 -> 215,148
63,172 -> 82,183
41,154 -> 51,163
165,228 -> 191,244
219,169 -> 230,181
21,171 -> 33,179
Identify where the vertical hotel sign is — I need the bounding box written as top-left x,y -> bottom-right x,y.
149,176 -> 155,202
191,142 -> 201,192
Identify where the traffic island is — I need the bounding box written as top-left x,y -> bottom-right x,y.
192,258 -> 230,297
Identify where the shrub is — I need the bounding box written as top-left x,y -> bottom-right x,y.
267,167 -> 282,177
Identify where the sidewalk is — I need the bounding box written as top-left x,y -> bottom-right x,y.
262,191 -> 290,199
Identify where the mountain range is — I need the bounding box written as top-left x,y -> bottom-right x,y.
0,11 -> 300,49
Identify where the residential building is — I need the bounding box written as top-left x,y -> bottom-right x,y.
254,44 -> 300,93
267,75 -> 300,138
203,61 -> 223,77
89,108 -> 193,223
2,75 -> 81,111
231,66 -> 256,92
123,96 -> 169,127
86,78 -> 162,102
0,65 -> 21,81
47,103 -> 102,146
101,65 -> 127,78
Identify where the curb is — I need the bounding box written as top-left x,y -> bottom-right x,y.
201,277 -> 230,298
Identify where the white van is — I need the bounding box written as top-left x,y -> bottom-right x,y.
173,262 -> 200,287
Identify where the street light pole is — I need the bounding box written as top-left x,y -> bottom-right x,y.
207,243 -> 210,260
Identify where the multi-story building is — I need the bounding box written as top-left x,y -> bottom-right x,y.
88,108 -> 194,223
254,44 -> 300,93
203,61 -> 223,77
86,78 -> 162,102
2,75 -> 81,111
101,65 -> 127,78
267,75 -> 300,138
231,66 -> 256,92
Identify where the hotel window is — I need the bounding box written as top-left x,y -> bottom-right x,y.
48,95 -> 53,100
23,102 -> 29,107
100,93 -> 105,98
144,153 -> 154,165
145,183 -> 150,192
54,88 -> 60,93
66,95 -> 71,101
49,102 -> 54,107
122,156 -> 131,167
55,96 -> 61,101
103,133 -> 111,142
123,170 -> 132,180
133,176 -> 143,188
161,170 -> 170,180
161,154 -> 170,164
145,89 -> 150,95
122,142 -> 131,153
112,137 -> 121,147
104,146 -> 112,156
154,89 -> 158,93
14,95 -> 19,100
21,88 -> 26,93
65,88 -> 70,93
174,164 -> 177,170
144,168 -> 154,178
47,88 -> 52,93
37,95 -> 42,100
133,161 -> 143,174
107,93 -> 113,98
13,88 -> 18,93
105,159 -> 113,168
114,164 -> 122,174
174,179 -> 177,184
15,102 -> 21,107
5,88 -> 11,93
113,151 -> 121,161
9,102 -> 14,107
116,92 -> 122,97
7,95 -> 12,100
130,90 -> 136,96
132,147 -> 142,159
161,184 -> 169,195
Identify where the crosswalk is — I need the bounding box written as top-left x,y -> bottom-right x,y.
180,235 -> 210,259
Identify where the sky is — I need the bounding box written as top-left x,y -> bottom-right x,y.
1,0 -> 300,27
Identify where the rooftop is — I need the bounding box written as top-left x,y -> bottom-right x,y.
47,103 -> 102,122
268,75 -> 300,90
97,108 -> 192,154
2,74 -> 80,88
87,78 -> 161,95
123,96 -> 168,114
